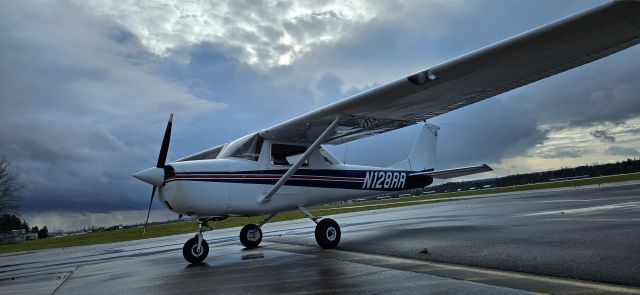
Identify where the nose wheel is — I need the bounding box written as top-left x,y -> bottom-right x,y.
182,217 -> 226,264
183,235 -> 209,264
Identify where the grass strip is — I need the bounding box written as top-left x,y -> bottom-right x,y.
2,172 -> 638,254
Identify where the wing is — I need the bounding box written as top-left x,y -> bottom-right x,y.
260,1 -> 640,145
410,164 -> 493,180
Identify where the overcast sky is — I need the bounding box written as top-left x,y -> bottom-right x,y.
1,0 -> 639,230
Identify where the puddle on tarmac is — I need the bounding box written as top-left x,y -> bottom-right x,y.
196,246 -> 294,267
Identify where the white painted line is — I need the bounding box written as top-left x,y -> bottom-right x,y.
544,218 -> 640,222
269,244 -> 640,294
520,201 -> 640,217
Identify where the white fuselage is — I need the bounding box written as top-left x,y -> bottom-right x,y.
156,139 -> 431,218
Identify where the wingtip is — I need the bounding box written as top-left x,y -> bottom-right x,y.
168,113 -> 173,123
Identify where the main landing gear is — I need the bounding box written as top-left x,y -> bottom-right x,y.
314,218 -> 341,248
300,207 -> 341,249
239,213 -> 275,249
238,207 -> 341,251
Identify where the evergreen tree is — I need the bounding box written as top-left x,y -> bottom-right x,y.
38,226 -> 48,239
0,214 -> 22,231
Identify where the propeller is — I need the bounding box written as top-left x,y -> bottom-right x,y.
143,186 -> 157,235
143,113 -> 173,236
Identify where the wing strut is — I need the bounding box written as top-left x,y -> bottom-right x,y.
259,116 -> 342,204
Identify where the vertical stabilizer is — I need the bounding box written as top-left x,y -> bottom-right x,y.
389,123 -> 439,171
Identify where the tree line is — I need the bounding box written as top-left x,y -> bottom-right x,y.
431,158 -> 640,193
0,214 -> 49,239
0,155 -> 50,239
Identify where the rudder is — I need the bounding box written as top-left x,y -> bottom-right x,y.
389,123 -> 439,171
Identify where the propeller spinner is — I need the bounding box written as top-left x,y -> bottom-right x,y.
133,113 -> 173,235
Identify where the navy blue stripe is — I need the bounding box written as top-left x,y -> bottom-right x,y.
177,169 -> 408,177
170,178 -> 370,190
169,169 -> 433,191
176,169 -> 375,177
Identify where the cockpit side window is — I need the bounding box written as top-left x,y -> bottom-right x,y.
218,134 -> 264,161
271,144 -> 308,166
319,147 -> 340,165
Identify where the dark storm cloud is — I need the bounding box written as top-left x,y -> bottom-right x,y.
282,0 -> 640,169
2,0 -> 640,229
0,1 -> 221,214
606,146 -> 640,157
338,97 -> 550,169
511,50 -> 640,128
590,130 -> 616,143
539,149 -> 584,159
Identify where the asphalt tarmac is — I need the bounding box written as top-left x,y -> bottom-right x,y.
273,181 -> 640,286
1,181 -> 639,294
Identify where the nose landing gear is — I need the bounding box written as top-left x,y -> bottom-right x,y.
182,217 -> 226,264
183,234 -> 209,264
183,220 -> 209,264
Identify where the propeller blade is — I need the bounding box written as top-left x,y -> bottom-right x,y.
143,186 -> 156,236
143,113 -> 172,236
156,113 -> 173,168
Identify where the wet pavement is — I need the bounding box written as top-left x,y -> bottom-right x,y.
1,181 -> 639,294
273,181 -> 640,287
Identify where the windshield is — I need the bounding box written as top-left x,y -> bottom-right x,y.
218,133 -> 264,161
175,144 -> 224,162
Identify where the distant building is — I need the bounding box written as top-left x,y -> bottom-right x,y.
27,232 -> 38,240
0,229 -> 26,244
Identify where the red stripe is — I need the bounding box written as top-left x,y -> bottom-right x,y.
168,175 -> 364,183
173,174 -> 362,181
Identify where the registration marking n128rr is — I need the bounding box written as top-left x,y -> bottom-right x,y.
362,171 -> 407,189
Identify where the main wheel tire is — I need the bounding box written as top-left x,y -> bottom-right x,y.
315,218 -> 341,249
182,236 -> 209,264
240,224 -> 262,249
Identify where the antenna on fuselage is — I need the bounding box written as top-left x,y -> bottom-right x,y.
344,144 -> 348,164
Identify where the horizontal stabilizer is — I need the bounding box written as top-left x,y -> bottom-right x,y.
410,164 -> 492,179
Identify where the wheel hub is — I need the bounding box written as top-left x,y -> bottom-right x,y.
326,227 -> 336,241
247,229 -> 260,242
191,244 -> 203,257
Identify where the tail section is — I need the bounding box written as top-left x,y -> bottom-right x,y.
389,123 -> 439,171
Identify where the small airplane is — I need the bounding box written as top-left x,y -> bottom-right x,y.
134,1 -> 640,264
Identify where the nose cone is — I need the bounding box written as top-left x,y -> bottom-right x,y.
133,167 -> 165,186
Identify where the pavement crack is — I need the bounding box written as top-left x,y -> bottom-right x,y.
51,266 -> 76,295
